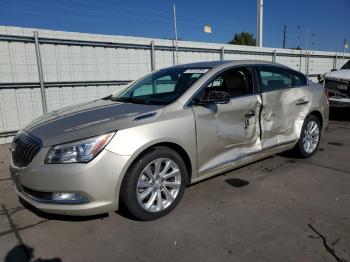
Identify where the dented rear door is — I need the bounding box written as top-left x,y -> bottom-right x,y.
257,66 -> 310,149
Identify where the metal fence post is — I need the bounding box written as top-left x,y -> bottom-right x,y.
220,46 -> 225,61
334,54 -> 338,70
272,50 -> 277,62
150,41 -> 155,71
34,31 -> 48,114
170,39 -> 179,66
306,52 -> 310,77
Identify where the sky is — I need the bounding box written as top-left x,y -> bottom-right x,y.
0,0 -> 349,52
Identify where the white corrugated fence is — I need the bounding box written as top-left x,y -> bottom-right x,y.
0,25 -> 349,143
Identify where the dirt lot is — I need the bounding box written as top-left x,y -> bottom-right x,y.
1,109 -> 350,262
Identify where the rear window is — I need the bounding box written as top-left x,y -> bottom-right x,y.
341,60 -> 350,70
292,71 -> 308,86
258,66 -> 307,92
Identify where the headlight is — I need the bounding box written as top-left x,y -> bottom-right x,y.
45,132 -> 115,164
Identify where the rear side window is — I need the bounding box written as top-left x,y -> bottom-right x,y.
258,67 -> 307,92
341,60 -> 350,69
292,71 -> 308,87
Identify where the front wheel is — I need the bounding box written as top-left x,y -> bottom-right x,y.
293,115 -> 321,158
120,146 -> 187,220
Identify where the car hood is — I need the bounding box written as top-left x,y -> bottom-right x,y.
324,69 -> 350,81
24,99 -> 163,147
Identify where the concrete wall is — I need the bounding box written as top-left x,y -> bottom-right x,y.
0,25 -> 349,144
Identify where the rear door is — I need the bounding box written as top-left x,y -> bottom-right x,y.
257,66 -> 310,149
192,67 -> 262,175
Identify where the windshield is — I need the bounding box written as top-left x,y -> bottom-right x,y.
111,67 -> 209,105
341,60 -> 350,69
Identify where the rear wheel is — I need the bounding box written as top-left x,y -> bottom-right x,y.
120,146 -> 187,220
294,115 -> 321,158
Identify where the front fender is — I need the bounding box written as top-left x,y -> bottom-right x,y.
105,108 -> 197,209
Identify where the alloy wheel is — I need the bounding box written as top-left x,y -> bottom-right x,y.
136,158 -> 181,212
302,120 -> 320,154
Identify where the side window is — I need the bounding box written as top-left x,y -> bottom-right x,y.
204,67 -> 254,98
292,71 -> 307,87
341,60 -> 350,69
258,67 -> 293,92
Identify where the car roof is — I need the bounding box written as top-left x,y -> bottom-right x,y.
172,60 -> 289,70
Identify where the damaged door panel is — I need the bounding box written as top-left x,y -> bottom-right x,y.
260,88 -> 311,148
257,66 -> 310,149
194,95 -> 262,174
193,66 -> 262,175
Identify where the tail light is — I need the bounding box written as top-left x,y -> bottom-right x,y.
324,88 -> 329,103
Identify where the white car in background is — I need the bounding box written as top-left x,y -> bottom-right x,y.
321,60 -> 350,107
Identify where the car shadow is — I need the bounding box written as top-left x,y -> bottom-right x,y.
329,107 -> 350,121
115,203 -> 139,221
5,244 -> 62,262
18,197 -> 108,222
225,178 -> 250,188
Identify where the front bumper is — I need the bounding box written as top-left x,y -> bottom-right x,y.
10,148 -> 130,216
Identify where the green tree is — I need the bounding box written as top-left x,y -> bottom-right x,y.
228,31 -> 256,46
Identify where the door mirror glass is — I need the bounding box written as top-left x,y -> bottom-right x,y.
197,90 -> 231,105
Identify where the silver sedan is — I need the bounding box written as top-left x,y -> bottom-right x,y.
10,60 -> 329,220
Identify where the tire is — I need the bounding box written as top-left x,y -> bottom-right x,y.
120,146 -> 187,221
293,115 -> 321,158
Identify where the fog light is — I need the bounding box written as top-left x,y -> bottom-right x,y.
52,192 -> 88,204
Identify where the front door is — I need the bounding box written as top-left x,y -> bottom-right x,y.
192,67 -> 262,175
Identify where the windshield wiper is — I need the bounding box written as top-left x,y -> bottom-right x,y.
111,97 -> 151,105
102,95 -> 113,100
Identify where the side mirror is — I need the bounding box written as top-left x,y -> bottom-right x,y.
196,91 -> 231,105
317,74 -> 324,82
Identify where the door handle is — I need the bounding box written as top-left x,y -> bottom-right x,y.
244,110 -> 256,129
295,100 -> 309,106
245,110 -> 256,118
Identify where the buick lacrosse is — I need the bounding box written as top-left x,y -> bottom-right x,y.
11,60 -> 329,220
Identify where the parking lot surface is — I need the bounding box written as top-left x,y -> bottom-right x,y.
1,109 -> 349,262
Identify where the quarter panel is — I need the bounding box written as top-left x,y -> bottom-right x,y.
308,82 -> 329,132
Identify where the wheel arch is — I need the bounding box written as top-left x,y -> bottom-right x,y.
308,110 -> 323,129
119,141 -> 193,191
116,141 -> 193,212
134,142 -> 193,185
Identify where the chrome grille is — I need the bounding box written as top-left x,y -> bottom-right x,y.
325,79 -> 350,97
12,132 -> 42,167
